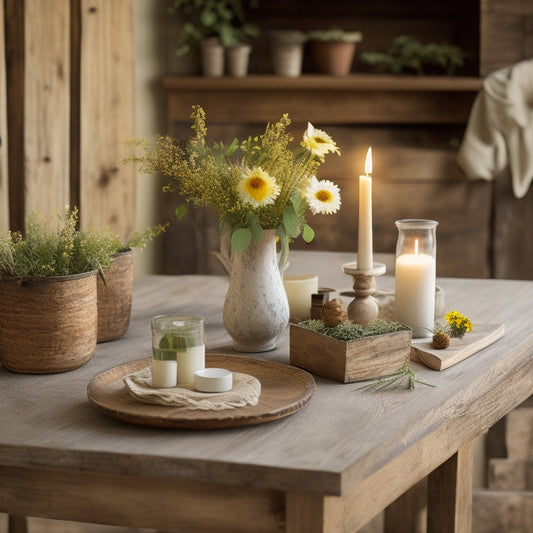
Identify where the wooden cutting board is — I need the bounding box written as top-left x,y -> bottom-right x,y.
87,353 -> 316,430
411,324 -> 505,371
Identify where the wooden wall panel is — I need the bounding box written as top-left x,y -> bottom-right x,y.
79,0 -> 135,241
0,0 -> 9,233
24,0 -> 70,217
480,0 -> 533,75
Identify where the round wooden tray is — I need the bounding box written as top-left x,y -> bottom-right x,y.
87,353 -> 316,429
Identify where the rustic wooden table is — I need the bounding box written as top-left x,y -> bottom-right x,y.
1,270 -> 532,533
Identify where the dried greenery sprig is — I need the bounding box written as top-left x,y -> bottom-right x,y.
358,357 -> 435,391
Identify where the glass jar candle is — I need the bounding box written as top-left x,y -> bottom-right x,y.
394,220 -> 438,338
151,315 -> 205,387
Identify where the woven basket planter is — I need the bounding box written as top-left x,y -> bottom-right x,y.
97,248 -> 134,343
0,271 -> 98,373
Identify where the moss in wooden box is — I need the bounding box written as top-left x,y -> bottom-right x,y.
289,319 -> 412,383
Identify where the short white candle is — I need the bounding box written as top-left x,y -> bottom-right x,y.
358,148 -> 373,271
151,359 -> 177,388
283,274 -> 318,320
395,240 -> 436,338
177,345 -> 205,385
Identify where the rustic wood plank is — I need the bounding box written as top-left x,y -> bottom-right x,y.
0,465 -> 284,533
472,489 -> 533,533
412,324 -> 505,371
489,458 -> 533,491
427,442 -> 473,533
79,0 -> 135,241
4,0 -> 24,232
24,0 -> 70,217
0,0 -> 8,234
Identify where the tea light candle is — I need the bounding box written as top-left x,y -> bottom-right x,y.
395,239 -> 436,337
283,274 -> 319,321
357,148 -> 373,271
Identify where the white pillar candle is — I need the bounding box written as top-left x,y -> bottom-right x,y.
151,359 -> 178,388
358,148 -> 373,271
395,243 -> 436,338
177,345 -> 206,385
283,274 -> 319,321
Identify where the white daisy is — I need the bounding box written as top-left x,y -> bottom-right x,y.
305,176 -> 341,215
238,167 -> 281,207
301,123 -> 340,160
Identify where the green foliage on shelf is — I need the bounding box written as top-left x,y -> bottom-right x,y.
168,0 -> 260,56
361,35 -> 467,75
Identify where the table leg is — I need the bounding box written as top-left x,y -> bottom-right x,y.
384,478 -> 427,533
8,515 -> 27,533
427,441 -> 473,533
285,492 -> 343,533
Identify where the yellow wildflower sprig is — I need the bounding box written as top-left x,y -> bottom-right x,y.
445,311 -> 473,339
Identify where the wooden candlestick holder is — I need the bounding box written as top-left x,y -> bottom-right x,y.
342,262 -> 386,326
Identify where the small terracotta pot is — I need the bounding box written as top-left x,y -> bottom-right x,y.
97,249 -> 134,343
310,41 -> 356,76
0,271 -> 98,373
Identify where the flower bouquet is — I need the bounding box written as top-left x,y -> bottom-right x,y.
128,106 -> 342,352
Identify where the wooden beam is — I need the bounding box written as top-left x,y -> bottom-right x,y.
427,442 -> 473,533
0,0 -> 9,233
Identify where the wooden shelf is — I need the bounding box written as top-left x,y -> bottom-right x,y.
163,74 -> 483,93
163,74 -> 482,125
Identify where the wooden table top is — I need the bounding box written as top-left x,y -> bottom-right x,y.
1,268 -> 532,499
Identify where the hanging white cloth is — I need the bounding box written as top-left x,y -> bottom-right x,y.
457,59 -> 533,199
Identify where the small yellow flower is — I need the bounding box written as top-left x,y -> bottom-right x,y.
305,176 -> 341,215
301,123 -> 340,160
445,311 -> 473,339
238,167 -> 281,207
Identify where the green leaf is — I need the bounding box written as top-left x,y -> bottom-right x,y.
276,225 -> 290,271
291,190 -> 308,217
282,204 -> 301,239
249,213 -> 263,244
225,137 -> 239,157
302,224 -> 315,243
175,204 -> 188,221
231,227 -> 252,252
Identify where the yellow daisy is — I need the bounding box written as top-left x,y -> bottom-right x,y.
238,167 -> 281,207
301,123 -> 340,160
305,176 -> 341,215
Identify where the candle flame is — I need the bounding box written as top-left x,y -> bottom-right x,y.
364,147 -> 372,176
415,239 -> 419,255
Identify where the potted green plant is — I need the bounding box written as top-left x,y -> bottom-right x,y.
0,208 -> 117,373
168,0 -> 260,77
360,35 -> 467,75
269,30 -> 308,78
308,29 -> 363,76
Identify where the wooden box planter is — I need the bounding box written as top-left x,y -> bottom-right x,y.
97,249 -> 134,343
289,324 -> 412,383
0,271 -> 98,374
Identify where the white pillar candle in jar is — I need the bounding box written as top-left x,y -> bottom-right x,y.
394,220 -> 438,338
